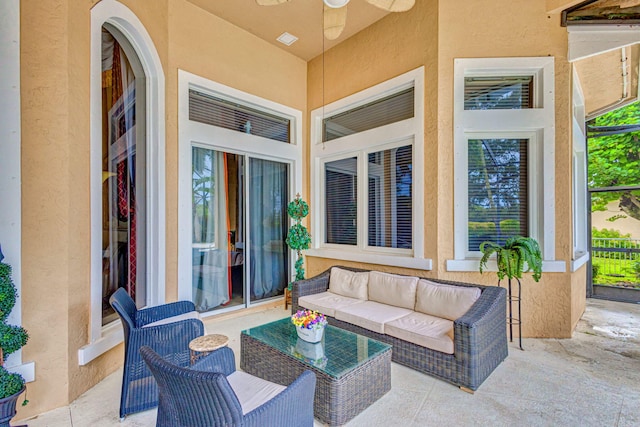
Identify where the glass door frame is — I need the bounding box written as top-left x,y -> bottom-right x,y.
189,143 -> 295,315
177,71 -> 303,317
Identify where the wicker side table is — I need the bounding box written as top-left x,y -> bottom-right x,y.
189,334 -> 229,364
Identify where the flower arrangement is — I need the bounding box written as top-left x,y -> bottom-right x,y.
291,309 -> 327,330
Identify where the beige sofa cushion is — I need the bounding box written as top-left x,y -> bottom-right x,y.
328,267 -> 369,300
385,312 -> 454,354
335,301 -> 413,334
415,279 -> 481,321
368,271 -> 418,309
298,291 -> 364,318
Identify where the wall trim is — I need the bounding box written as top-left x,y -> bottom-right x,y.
0,0 -> 33,381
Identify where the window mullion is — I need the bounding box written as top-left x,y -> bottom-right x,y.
358,152 -> 367,249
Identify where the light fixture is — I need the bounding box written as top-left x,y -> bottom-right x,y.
323,0 -> 350,8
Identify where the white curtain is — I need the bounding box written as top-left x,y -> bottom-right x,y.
192,148 -> 230,310
249,158 -> 288,300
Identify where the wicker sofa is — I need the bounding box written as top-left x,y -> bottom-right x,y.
291,266 -> 508,392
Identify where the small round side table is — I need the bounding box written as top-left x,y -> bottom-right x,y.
189,334 -> 229,364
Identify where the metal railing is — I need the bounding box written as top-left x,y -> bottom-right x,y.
591,237 -> 640,284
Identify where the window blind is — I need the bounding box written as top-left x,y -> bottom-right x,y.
467,138 -> 528,251
367,146 -> 412,249
323,87 -> 414,142
189,89 -> 291,143
464,76 -> 533,110
325,158 -> 357,245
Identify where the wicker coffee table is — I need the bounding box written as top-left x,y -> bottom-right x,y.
241,318 -> 391,426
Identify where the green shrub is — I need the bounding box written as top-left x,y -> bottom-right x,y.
592,263 -> 600,279
592,228 -> 631,239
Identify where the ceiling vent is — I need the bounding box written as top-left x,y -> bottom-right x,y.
276,32 -> 298,46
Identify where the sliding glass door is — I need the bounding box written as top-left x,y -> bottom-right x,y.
249,158 -> 289,302
191,146 -> 289,312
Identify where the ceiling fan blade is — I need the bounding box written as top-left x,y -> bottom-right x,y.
365,0 -> 415,12
324,4 -> 347,40
255,0 -> 291,5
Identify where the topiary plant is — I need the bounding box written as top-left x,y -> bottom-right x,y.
285,194 -> 311,289
0,368 -> 24,401
0,245 -> 29,404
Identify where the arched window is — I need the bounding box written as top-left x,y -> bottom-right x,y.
81,0 -> 165,365
100,24 -> 147,325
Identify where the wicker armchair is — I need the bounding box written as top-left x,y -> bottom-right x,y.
140,346 -> 317,427
109,288 -> 205,419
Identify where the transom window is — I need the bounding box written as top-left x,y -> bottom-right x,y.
464,76 -> 534,110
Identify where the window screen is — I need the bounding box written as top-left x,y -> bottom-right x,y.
323,87 -> 414,142
189,89 -> 291,143
325,157 -> 357,245
467,138 -> 528,251
368,146 -> 412,249
464,76 -> 533,110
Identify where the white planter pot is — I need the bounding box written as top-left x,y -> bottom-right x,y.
295,339 -> 325,359
296,325 -> 325,343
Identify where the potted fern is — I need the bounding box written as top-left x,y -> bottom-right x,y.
0,246 -> 29,427
479,236 -> 542,283
478,236 -> 542,350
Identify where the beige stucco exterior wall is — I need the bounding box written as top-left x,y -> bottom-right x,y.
18,0 -> 306,418
21,0 -> 67,416
574,45 -> 640,116
306,0 -> 583,339
571,266 -> 587,331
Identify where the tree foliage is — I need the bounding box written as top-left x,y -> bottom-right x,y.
588,102 -> 640,220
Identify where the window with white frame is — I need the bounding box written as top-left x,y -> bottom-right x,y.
80,0 -> 166,365
448,57 -> 565,273
309,67 -> 428,270
572,68 -> 589,271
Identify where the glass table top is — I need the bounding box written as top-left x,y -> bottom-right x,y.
242,317 -> 391,379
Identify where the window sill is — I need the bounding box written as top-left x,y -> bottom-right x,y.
306,249 -> 432,270
78,322 -> 123,366
446,259 -> 566,273
571,252 -> 590,272
5,360 -> 35,383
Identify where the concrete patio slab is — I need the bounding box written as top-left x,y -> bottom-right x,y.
16,298 -> 640,427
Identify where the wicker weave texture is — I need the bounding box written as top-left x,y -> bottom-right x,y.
241,332 -> 391,426
141,345 -> 316,427
110,289 -> 205,419
291,266 -> 508,391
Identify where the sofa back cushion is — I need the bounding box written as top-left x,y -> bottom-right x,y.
368,271 -> 418,309
415,279 -> 481,321
329,267 -> 369,300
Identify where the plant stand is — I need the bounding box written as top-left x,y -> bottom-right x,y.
500,278 -> 523,351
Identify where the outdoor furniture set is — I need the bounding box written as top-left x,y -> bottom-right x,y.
110,264 -> 508,426
292,266 -> 509,393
